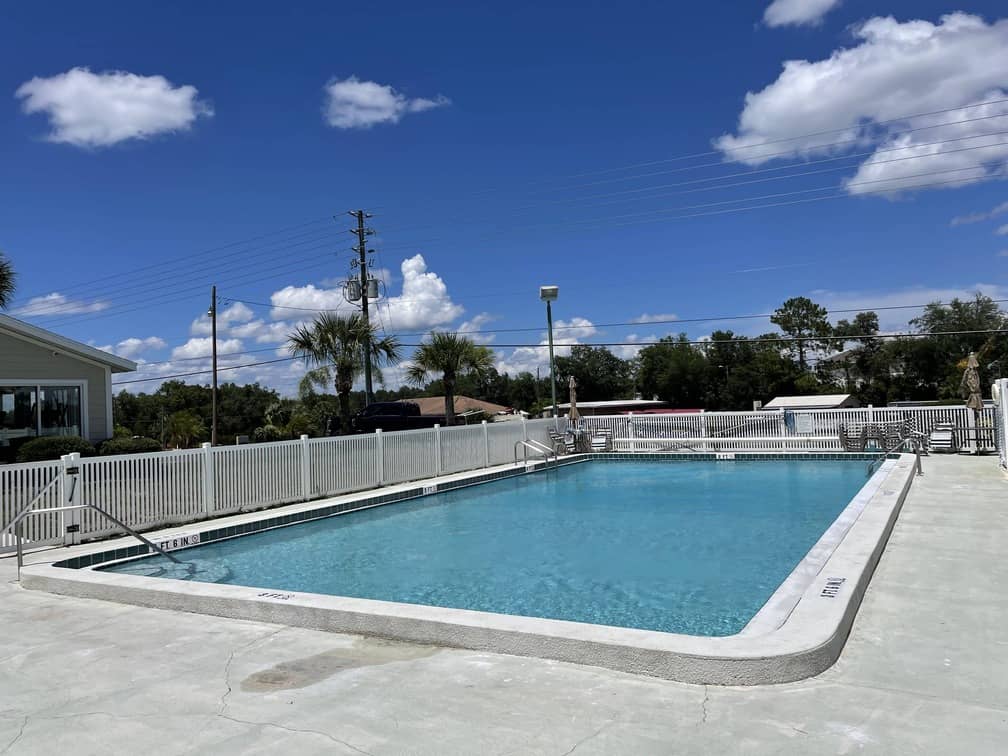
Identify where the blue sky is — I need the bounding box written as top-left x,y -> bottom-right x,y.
2,0 -> 1007,393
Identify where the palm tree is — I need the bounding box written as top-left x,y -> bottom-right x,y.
288,312 -> 402,434
0,252 -> 15,310
407,332 -> 495,426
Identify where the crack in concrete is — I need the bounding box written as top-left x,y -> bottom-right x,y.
558,722 -> 611,756
217,713 -> 373,755
218,628 -> 285,715
0,716 -> 27,754
699,686 -> 710,725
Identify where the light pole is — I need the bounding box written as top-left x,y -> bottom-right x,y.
540,286 -> 559,419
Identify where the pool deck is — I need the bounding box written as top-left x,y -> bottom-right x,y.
2,455 -> 1007,754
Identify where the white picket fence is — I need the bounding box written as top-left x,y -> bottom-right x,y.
2,405 -> 999,554
576,405 -> 997,453
1,419 -> 555,553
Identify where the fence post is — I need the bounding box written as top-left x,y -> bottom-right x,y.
434,425 -> 443,475
376,429 -> 385,486
867,404 -> 874,424
61,453 -> 81,546
200,443 -> 214,516
965,407 -> 978,454
482,420 -> 490,468
300,434 -> 311,501
628,412 -> 636,452
521,415 -> 528,442
699,410 -> 709,452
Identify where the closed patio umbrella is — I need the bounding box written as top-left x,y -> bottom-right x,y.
960,352 -> 984,453
568,375 -> 580,422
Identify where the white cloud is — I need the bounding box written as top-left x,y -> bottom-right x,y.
104,336 -> 166,359
229,319 -> 299,344
717,14 -> 1008,196
811,283 -> 1008,331
494,317 -> 597,376
269,255 -> 463,334
997,224 -> 1008,236
553,317 -> 598,340
190,301 -> 259,336
457,313 -> 497,344
998,249 -> 1008,257
15,67 -> 212,147
323,76 -> 449,129
950,200 -> 1008,226
13,292 -> 109,316
764,0 -> 841,28
632,313 -> 678,324
171,337 -> 243,360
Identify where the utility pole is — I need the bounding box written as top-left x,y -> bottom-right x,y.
349,210 -> 375,405
209,285 -> 218,446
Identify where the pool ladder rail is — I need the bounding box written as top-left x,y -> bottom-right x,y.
514,439 -> 559,469
2,455 -> 181,579
866,436 -> 924,478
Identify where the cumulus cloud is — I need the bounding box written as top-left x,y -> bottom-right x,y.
950,200 -> 1008,226
229,319 -> 300,344
190,301 -> 257,336
323,76 -> 449,129
997,224 -> 1008,236
494,317 -> 597,376
457,313 -> 497,344
171,337 -> 243,360
101,336 -> 166,359
273,254 -> 463,333
716,14 -> 1008,195
13,292 -> 109,317
632,313 -> 678,324
764,0 -> 841,28
15,67 -> 212,147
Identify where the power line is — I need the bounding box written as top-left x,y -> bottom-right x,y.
12,217 -> 332,304
113,328 -> 1008,386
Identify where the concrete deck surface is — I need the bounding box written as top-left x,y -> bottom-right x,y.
1,455 -> 1006,755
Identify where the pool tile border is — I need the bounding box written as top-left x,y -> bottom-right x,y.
22,451 -> 918,685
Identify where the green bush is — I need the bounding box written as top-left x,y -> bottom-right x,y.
98,437 -> 163,456
16,436 -> 95,462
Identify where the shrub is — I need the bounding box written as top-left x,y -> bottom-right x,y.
98,437 -> 163,456
16,436 -> 95,462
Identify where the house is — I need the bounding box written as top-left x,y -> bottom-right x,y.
762,394 -> 859,411
0,314 -> 136,458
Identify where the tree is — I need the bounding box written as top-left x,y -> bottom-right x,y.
0,252 -> 15,309
288,313 -> 402,434
407,332 -> 495,425
554,345 -> 634,402
166,410 -> 205,448
770,296 -> 833,371
637,335 -> 709,408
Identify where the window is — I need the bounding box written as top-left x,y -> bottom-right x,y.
0,383 -> 84,446
0,385 -> 38,443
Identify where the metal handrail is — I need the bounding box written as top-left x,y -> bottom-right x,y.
8,466 -> 182,578
514,439 -> 558,468
2,474 -> 60,534
867,436 -> 923,477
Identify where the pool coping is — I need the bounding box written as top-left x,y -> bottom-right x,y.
19,451 -> 918,685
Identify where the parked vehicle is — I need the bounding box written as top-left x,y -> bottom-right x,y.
351,402 -> 447,433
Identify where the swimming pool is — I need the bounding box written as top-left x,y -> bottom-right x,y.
102,459 -> 868,636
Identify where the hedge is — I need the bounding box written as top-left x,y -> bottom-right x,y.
98,437 -> 163,456
16,436 -> 95,462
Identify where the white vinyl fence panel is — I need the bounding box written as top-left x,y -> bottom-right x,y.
2,404 -> 998,553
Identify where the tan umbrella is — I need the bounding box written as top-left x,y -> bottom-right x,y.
960,352 -> 984,453
568,375 -> 580,422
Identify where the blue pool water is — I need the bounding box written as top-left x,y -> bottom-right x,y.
104,460 -> 868,636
